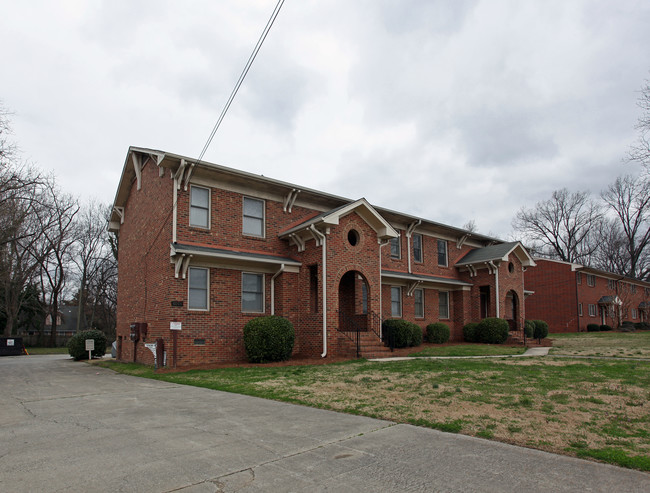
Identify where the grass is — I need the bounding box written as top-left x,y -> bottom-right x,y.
97,355 -> 650,472
25,347 -> 70,355
409,344 -> 526,357
549,331 -> 650,359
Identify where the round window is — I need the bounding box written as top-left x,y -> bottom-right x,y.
348,229 -> 360,246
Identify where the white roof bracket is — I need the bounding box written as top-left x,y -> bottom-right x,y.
283,189 -> 301,213
290,234 -> 306,252
407,281 -> 422,297
183,162 -> 196,191
133,153 -> 142,191
457,234 -> 469,249
113,206 -> 125,224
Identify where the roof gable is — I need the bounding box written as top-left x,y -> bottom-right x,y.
456,241 -> 536,268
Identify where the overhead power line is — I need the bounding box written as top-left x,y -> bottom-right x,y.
197,0 -> 286,163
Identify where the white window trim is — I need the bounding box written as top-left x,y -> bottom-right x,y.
439,290 -> 450,319
578,303 -> 583,317
390,286 -> 402,317
632,308 -> 638,319
588,304 -> 596,317
586,274 -> 596,287
437,239 -> 448,267
242,272 -> 265,313
390,237 -> 401,260
189,185 -> 211,229
414,288 -> 424,319
413,233 -> 423,263
242,196 -> 266,238
188,267 -> 209,311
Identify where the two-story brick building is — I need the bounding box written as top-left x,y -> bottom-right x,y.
109,147 -> 535,366
525,258 -> 650,332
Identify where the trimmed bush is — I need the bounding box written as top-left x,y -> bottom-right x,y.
600,324 -> 613,332
382,319 -> 422,348
524,320 -> 535,338
587,324 -> 600,332
426,323 -> 450,344
410,324 -> 423,347
68,329 -> 107,361
243,316 -> 295,363
532,320 -> 549,341
476,318 -> 509,344
463,322 -> 479,343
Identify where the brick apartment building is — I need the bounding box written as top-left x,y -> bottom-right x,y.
525,258 -> 650,333
109,147 -> 535,366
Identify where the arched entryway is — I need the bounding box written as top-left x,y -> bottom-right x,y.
338,270 -> 369,332
505,290 -> 519,331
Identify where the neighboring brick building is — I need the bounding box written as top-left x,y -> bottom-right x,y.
109,147 -> 535,366
525,258 -> 650,333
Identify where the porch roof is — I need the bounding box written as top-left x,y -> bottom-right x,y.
597,295 -> 621,305
456,241 -> 536,268
381,270 -> 472,288
170,242 -> 301,278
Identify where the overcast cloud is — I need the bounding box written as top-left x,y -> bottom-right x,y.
2,0 -> 649,237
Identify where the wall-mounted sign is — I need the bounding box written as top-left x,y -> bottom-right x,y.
171,301 -> 183,307
7,339 -> 14,346
170,321 -> 182,331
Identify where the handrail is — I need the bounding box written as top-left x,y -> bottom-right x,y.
369,310 -> 394,351
336,310 -> 361,358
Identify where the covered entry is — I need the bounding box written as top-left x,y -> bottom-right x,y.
338,270 -> 369,331
505,290 -> 519,331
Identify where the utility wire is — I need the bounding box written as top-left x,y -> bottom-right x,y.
197,0 -> 285,163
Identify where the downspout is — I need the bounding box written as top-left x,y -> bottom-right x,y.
172,178 -> 178,243
378,239 -> 391,338
270,264 -> 285,316
405,220 -> 421,274
489,261 -> 500,318
310,225 -> 328,358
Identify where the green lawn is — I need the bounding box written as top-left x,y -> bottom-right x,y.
97,355 -> 650,472
25,347 -> 70,355
408,345 -> 526,357
549,331 -> 650,359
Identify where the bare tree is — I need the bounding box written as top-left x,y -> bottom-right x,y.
38,181 -> 79,346
590,218 -> 630,275
512,188 -> 603,263
601,175 -> 650,280
630,78 -> 650,173
72,201 -> 111,331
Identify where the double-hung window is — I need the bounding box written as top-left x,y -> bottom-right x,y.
190,186 -> 210,228
586,274 -> 596,287
578,303 -> 583,316
413,234 -> 423,263
439,291 -> 449,319
390,237 -> 401,259
242,273 -> 264,313
437,239 -> 448,267
243,197 -> 265,237
588,304 -> 596,317
188,267 -> 209,310
390,286 -> 402,317
414,288 -> 424,318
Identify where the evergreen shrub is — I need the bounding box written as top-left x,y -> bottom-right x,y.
426,322 -> 450,344
67,329 -> 107,361
243,316 -> 295,363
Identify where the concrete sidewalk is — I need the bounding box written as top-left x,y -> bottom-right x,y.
1,354 -> 648,492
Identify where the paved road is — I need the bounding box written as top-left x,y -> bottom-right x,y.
1,355 -> 648,492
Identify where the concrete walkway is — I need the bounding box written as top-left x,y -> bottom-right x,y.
369,346 -> 550,362
2,354 -> 649,492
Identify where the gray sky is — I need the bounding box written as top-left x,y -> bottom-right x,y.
2,0 -> 649,238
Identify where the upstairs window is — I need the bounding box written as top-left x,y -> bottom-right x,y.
390,237 -> 401,259
631,284 -> 637,294
577,272 -> 582,285
586,274 -> 596,287
608,279 -> 615,290
243,197 -> 265,237
413,234 -> 423,263
190,186 -> 210,228
437,239 -> 448,267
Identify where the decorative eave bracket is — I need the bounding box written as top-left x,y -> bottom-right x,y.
173,253 -> 193,279
457,233 -> 470,249
283,189 -> 301,213
113,206 -> 125,224
407,280 -> 422,297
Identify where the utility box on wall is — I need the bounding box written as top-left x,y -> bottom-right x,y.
129,322 -> 148,342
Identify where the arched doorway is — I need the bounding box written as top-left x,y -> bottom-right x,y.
338,270 -> 369,332
505,290 -> 519,331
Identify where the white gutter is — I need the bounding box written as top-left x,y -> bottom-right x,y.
310,225 -> 328,358
405,220 -> 421,274
270,264 -> 285,315
489,261 -> 500,318
378,239 -> 390,338
172,178 -> 178,243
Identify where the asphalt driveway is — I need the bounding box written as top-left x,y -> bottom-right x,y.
1,354 -> 648,492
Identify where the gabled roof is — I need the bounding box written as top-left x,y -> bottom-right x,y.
278,198 -> 399,241
598,295 -> 622,305
456,241 -> 536,267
